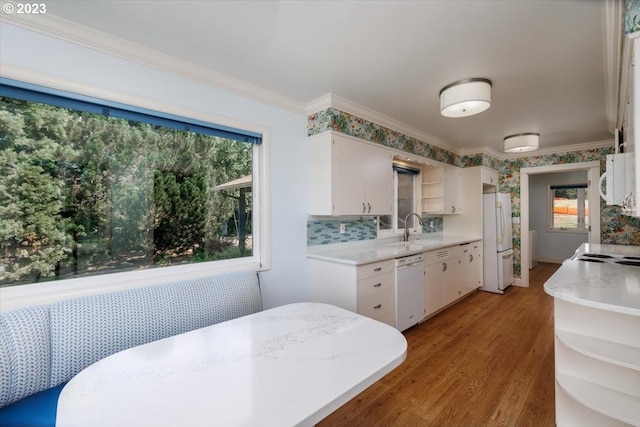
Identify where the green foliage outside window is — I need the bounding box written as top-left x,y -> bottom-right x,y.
0,97 -> 252,287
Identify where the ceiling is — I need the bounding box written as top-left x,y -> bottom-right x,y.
3,0 -> 623,155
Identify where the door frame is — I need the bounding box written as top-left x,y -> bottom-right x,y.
519,161 -> 601,287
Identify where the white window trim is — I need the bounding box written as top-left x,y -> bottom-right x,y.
0,74 -> 271,312
377,169 -> 421,238
547,184 -> 589,234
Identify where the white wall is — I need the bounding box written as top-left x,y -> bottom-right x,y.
0,23 -> 310,309
529,171 -> 589,263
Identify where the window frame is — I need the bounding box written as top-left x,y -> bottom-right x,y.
0,79 -> 270,312
377,166 -> 421,238
547,183 -> 589,234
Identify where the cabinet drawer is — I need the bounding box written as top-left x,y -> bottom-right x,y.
357,272 -> 394,299
425,246 -> 463,264
357,259 -> 394,279
357,289 -> 394,319
459,242 -> 481,256
425,248 -> 451,264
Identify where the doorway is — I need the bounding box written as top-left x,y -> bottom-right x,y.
519,161 -> 601,287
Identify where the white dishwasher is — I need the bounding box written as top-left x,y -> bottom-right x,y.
395,253 -> 425,332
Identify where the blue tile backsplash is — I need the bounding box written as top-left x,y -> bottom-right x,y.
307,218 -> 377,245
307,215 -> 444,246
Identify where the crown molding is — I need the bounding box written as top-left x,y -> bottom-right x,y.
460,139 -> 614,162
0,10 -> 307,115
1,9 -> 617,163
498,138 -> 614,160
306,93 -> 461,155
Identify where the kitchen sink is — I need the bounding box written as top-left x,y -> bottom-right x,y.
381,240 -> 441,253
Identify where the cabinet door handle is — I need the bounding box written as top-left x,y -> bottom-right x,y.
373,282 -> 382,287
367,203 -> 371,213
373,304 -> 382,309
442,262 -> 447,272
362,202 -> 366,213
451,206 -> 456,213
469,254 -> 473,262
373,267 -> 382,272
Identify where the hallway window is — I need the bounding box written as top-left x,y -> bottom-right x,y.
548,184 -> 588,232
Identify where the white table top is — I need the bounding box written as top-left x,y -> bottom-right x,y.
544,259 -> 640,316
307,235 -> 481,265
55,303 -> 407,427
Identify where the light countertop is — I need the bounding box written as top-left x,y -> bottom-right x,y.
56,303 -> 407,427
544,257 -> 640,317
307,235 -> 482,265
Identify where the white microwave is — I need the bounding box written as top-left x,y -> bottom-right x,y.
599,153 -> 636,213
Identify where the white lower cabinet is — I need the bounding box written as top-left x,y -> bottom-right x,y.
553,299 -> 640,426
424,240 -> 482,318
309,240 -> 482,328
309,258 -> 396,327
460,241 -> 483,294
424,252 -> 448,316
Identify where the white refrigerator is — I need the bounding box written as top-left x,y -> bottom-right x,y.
481,192 -> 514,294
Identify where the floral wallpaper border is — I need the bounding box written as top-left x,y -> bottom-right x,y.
308,107 -> 500,170
626,0 -> 640,34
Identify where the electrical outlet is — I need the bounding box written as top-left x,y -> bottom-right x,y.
340,223 -> 346,234
429,220 -> 434,228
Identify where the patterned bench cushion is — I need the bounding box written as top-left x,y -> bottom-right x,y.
49,271 -> 262,386
0,305 -> 51,407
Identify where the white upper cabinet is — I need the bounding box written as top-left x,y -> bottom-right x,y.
443,167 -> 462,214
309,132 -> 393,216
617,36 -> 639,216
444,166 -> 499,237
481,167 -> 499,186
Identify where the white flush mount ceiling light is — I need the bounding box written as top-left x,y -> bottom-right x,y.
504,133 -> 540,153
439,78 -> 492,118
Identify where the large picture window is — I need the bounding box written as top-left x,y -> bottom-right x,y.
0,81 -> 263,288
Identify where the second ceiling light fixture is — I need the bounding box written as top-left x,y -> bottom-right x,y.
439,77 -> 539,153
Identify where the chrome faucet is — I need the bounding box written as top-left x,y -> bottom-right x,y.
403,213 -> 424,242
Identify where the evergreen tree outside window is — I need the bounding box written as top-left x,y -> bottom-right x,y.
0,81 -> 261,287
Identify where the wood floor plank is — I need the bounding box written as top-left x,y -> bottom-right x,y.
317,262 -> 561,427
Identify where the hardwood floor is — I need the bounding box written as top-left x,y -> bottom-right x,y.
318,262 -> 561,427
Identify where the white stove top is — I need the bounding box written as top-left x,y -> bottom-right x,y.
571,243 -> 640,266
